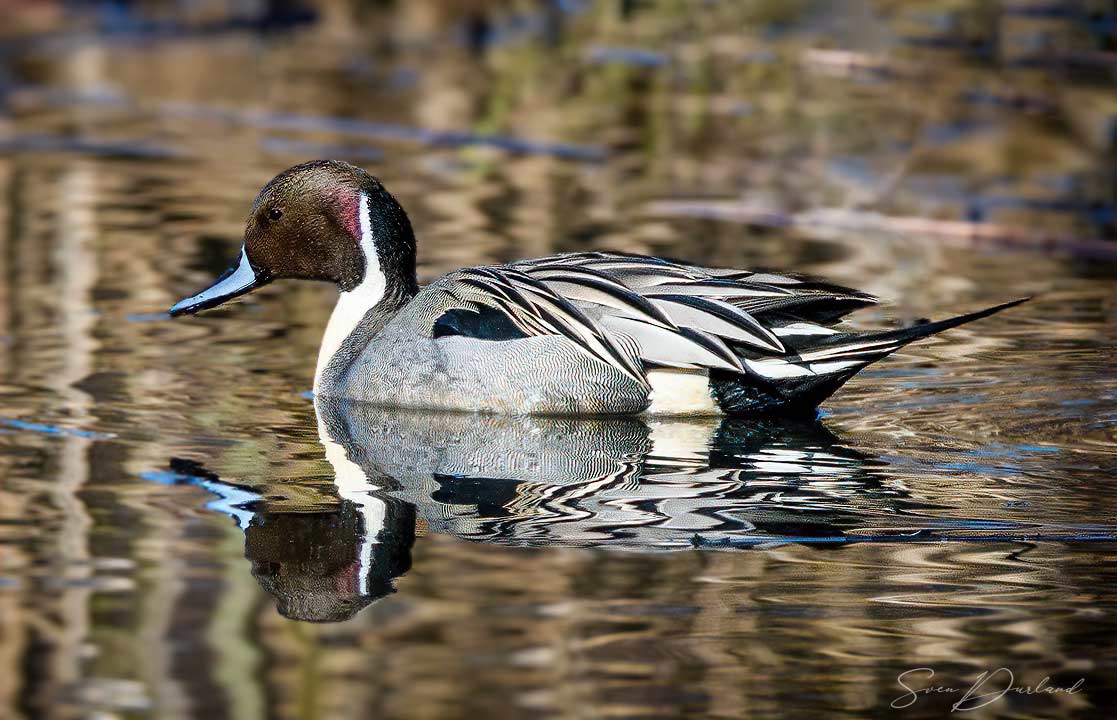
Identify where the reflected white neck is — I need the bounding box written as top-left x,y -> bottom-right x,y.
314,401 -> 386,596
314,192 -> 385,392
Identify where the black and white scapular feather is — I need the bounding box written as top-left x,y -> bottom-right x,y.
431,251 -> 1027,414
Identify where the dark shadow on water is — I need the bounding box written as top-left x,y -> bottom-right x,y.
145,399 -> 1117,623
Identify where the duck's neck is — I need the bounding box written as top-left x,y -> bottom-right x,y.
314,188 -> 418,394
314,281 -> 415,394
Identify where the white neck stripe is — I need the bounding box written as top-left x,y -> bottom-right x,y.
357,192 -> 379,288
314,191 -> 387,392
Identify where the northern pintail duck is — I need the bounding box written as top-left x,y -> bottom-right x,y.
169,160 -> 1025,416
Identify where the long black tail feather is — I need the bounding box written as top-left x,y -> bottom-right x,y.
711,298 -> 1029,415
805,297 -> 1030,354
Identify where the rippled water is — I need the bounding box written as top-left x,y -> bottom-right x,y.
1,1 -> 1116,718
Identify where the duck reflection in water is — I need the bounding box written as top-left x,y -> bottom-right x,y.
245,496 -> 415,623
159,457 -> 415,623
160,398 -> 899,622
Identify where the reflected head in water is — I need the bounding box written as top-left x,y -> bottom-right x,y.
245,497 -> 415,623
157,458 -> 416,623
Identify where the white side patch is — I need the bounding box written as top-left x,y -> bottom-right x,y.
745,356 -> 867,379
644,369 -> 722,416
798,341 -> 895,361
808,359 -> 863,374
744,357 -> 814,379
772,322 -> 839,337
314,191 -> 387,391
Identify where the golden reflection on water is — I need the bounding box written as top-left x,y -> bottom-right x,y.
1,0 -> 1116,718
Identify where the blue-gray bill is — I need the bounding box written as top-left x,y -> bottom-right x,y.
168,247 -> 268,316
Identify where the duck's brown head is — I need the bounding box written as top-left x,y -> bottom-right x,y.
169,160 -> 417,316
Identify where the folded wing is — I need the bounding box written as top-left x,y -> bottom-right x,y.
429,252 -> 1020,413
513,252 -> 877,376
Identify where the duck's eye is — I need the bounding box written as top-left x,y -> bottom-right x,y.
267,208 -> 283,222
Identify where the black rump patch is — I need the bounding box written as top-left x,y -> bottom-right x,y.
709,368 -> 861,415
432,307 -> 529,341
